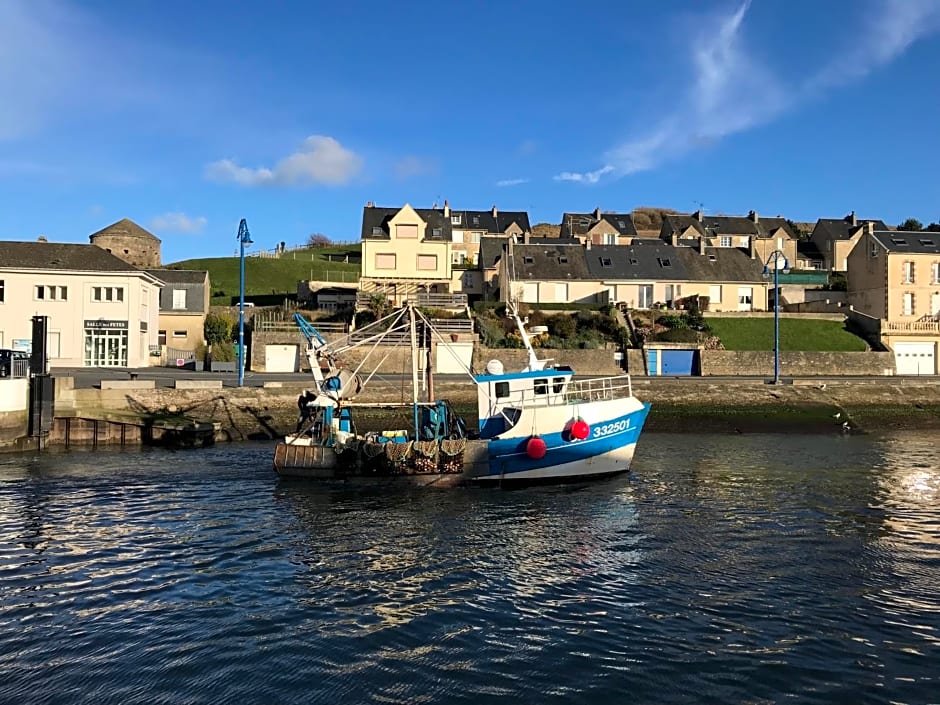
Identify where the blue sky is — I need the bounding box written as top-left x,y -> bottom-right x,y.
1,0 -> 939,264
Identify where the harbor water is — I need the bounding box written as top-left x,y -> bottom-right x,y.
1,432 -> 938,704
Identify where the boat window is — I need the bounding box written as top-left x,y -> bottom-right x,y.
534,378 -> 549,395
553,377 -> 566,393
495,381 -> 510,398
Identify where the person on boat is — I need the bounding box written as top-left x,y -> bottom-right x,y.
296,389 -> 316,432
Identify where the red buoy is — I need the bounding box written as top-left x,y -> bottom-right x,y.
571,419 -> 590,440
526,436 -> 547,459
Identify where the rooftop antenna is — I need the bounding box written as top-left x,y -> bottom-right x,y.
693,200 -> 705,213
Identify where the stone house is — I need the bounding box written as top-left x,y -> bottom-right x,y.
810,212 -> 888,272
660,210 -> 798,269
847,226 -> 940,374
559,208 -> 638,246
90,218 -> 163,268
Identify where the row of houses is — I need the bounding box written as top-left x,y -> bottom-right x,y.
356,203 -> 940,374
0,220 -> 209,369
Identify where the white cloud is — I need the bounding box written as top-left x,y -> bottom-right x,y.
205,135 -> 363,187
556,0 -> 940,183
149,212 -> 208,234
496,178 -> 530,187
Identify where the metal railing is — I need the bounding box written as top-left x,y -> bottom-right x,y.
883,320 -> 940,334
564,375 -> 634,403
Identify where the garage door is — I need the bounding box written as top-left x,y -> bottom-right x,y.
662,350 -> 697,376
894,342 -> 936,375
265,344 -> 299,373
435,342 -> 474,374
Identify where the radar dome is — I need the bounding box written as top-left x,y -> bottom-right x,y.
485,359 -> 505,375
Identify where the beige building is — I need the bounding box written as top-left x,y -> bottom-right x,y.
661,211 -> 798,270
446,202 -> 530,266
0,241 -> 162,367
144,269 -> 210,358
560,208 -> 638,246
847,227 -> 940,374
810,212 -> 888,272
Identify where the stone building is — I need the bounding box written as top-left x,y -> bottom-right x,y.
90,218 -> 162,268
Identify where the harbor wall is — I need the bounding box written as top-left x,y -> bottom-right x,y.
0,378 -> 29,450
701,351 -> 896,377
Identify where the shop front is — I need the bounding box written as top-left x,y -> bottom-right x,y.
83,319 -> 129,367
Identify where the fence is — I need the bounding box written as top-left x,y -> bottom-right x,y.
244,241 -> 360,259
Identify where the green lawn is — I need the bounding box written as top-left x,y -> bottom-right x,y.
705,317 -> 867,351
168,245 -> 361,305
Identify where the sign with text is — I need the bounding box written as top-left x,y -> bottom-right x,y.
84,320 -> 128,330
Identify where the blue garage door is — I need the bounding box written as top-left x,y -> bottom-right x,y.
661,350 -> 696,376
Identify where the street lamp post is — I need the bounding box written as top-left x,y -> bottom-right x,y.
763,249 -> 790,385
237,219 -> 253,388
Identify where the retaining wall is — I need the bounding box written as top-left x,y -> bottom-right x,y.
701,351 -> 896,377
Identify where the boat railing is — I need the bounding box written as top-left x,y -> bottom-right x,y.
563,375 -> 634,404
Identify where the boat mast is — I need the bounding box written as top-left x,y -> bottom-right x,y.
409,301 -> 420,438
506,236 -> 544,372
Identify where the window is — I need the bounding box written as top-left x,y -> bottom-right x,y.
709,285 -> 722,303
173,330 -> 187,338
630,258 -> 639,265
708,254 -> 717,262
933,262 -> 940,284
417,254 -> 438,270
919,239 -> 935,247
0,279 -> 4,303
140,321 -> 148,332
431,228 -> 443,238
638,285 -> 653,308
534,378 -> 549,395
451,214 -> 462,225
92,286 -> 123,302
462,271 -> 474,287
617,220 -> 626,229
719,236 -> 732,247
902,293 -> 914,316
600,257 -> 613,268
902,261 -> 915,284
371,226 -> 383,236
523,256 -> 534,265
34,285 -> 68,300
158,330 -> 167,346
579,218 -> 590,228
396,224 -> 418,239
470,232 -> 482,244
891,238 -> 908,246
602,233 -> 615,245
657,257 -> 672,268
172,289 -> 187,309
375,253 -> 397,270
453,251 -> 467,265
558,256 -> 569,265
552,377 -> 565,393
495,381 -> 509,398
472,215 -> 480,226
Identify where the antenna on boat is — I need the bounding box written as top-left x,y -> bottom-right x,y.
505,236 -> 546,372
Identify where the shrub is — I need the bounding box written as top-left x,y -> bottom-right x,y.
548,313 -> 577,339
655,314 -> 687,329
204,312 -> 235,344
652,328 -> 702,343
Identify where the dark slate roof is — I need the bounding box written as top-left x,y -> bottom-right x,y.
480,236 -> 580,269
797,239 -> 824,261
89,218 -> 161,243
451,209 -> 531,234
145,268 -> 208,284
0,241 -> 144,272
663,213 -> 796,240
674,246 -> 766,283
870,230 -> 940,254
560,212 -> 637,238
754,217 -> 797,240
813,216 -> 888,241
510,243 -> 591,280
584,244 -> 689,280
361,206 -> 453,241
661,214 -> 707,238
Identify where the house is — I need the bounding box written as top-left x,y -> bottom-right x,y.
810,212 -> 888,272
847,225 -> 940,374
660,210 -> 798,268
144,268 -> 210,358
481,235 -> 581,301
447,202 -> 531,266
359,203 -> 458,309
585,242 -> 767,312
559,208 -> 638,245
499,242 -> 605,305
0,240 -> 162,367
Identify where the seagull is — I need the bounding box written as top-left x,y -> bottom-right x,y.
817,383 -> 827,391
842,421 -> 851,432
833,412 -> 841,419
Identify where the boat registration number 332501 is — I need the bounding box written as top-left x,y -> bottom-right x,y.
591,419 -> 632,438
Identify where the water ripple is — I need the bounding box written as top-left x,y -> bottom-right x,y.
1,435 -> 939,704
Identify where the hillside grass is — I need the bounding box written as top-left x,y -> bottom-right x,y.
706,317 -> 867,351
169,245 -> 361,305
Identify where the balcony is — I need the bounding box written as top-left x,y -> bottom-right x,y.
883,319 -> 940,335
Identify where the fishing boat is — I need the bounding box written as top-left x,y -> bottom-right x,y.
273,298 -> 650,486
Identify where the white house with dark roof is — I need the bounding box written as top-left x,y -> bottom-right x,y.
0,240 -> 162,367
559,208 -> 638,245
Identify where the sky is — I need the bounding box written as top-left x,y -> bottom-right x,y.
1,0 -> 940,264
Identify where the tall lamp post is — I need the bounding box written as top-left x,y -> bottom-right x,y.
237,218 -> 253,387
763,249 -> 790,385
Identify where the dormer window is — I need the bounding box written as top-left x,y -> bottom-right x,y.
579,218 -> 590,227
600,257 -> 613,268
657,257 -> 672,268
371,226 -> 383,236
919,239 -> 935,247
891,237 -> 908,246
558,256 -> 569,265
523,256 -> 534,265
432,228 -> 442,238
451,214 -> 462,225
708,254 -> 717,262
629,258 -> 638,265
472,215 -> 480,226
617,220 -> 626,229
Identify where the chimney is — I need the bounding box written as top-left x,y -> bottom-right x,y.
491,205 -> 498,218
593,207 -> 601,221
866,221 -> 874,235
670,233 -> 678,246
693,209 -> 703,222
699,236 -> 706,255
748,210 -> 759,223
850,210 -> 857,227
37,235 -> 47,242
443,200 -> 450,217
523,232 -> 531,245
586,239 -> 592,251
366,201 -> 374,208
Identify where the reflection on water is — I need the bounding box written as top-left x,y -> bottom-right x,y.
0,434 -> 938,705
